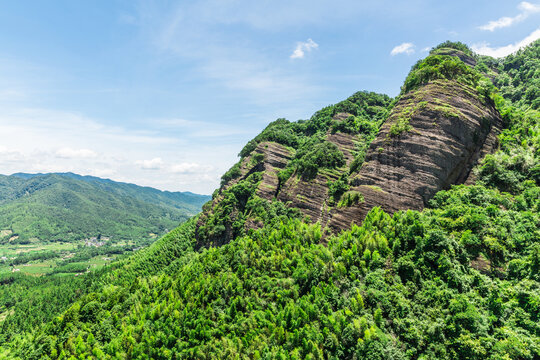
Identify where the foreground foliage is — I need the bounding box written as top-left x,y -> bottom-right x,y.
11,181 -> 540,359
2,40 -> 539,359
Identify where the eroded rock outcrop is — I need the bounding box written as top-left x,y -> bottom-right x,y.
276,130 -> 358,227
194,141 -> 292,248
195,48 -> 504,247
325,79 -> 503,231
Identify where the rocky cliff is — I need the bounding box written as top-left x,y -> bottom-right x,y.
327,79 -> 503,231
195,45 -> 504,248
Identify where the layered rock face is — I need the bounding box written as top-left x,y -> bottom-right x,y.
276,131 -> 357,228
196,50 -> 504,247
325,79 -> 503,230
274,79 -> 503,233
195,141 -> 292,247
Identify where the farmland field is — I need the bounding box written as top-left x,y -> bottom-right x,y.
0,240 -> 129,276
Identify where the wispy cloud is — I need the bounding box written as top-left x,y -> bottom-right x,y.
136,157 -> 164,170
290,39 -> 319,59
0,107 -> 226,193
472,28 -> 540,57
479,2 -> 540,31
55,147 -> 98,159
133,3 -> 327,106
390,42 -> 415,56
158,1 -> 381,32
170,162 -> 212,174
1,108 -> 176,145
198,58 -> 324,106
0,0 -> 440,194
135,158 -> 213,174
150,117 -> 255,138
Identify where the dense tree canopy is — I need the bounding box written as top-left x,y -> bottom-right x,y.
1,40 -> 539,359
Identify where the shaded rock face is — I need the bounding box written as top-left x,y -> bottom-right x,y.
194,142 -> 292,248
196,53 -> 504,247
359,81 -> 501,205
325,80 -> 503,230
254,142 -> 292,199
276,131 -> 357,228
272,79 -> 503,234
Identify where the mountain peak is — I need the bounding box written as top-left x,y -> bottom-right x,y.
194,40 -> 524,248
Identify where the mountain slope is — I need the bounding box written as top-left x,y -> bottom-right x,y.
11,172 -> 207,213
0,173 -> 210,243
4,40 -> 540,359
195,44 -> 510,248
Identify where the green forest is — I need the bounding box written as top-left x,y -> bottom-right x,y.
0,173 -> 210,243
0,40 -> 539,359
0,173 -> 210,348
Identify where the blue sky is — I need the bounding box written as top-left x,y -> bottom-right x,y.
0,0 -> 539,194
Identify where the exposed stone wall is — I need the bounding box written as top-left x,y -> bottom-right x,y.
195,50 -> 504,247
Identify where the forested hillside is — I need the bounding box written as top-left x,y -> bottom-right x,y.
0,173 -> 210,347
3,40 -> 539,359
0,173 -> 210,243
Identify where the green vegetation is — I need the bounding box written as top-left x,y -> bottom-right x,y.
494,40 -> 540,109
237,91 -> 393,178
197,172 -> 264,242
295,141 -> 345,180
0,273 -> 90,344
328,177 -> 349,205
9,179 -> 540,359
1,40 -> 540,359
477,104 -> 539,193
0,174 -> 209,345
389,117 -> 412,137
278,167 -> 295,188
474,41 -> 540,194
220,162 -> 243,186
207,91 -> 393,245
430,41 -> 474,57
402,53 -> 481,94
337,190 -> 364,207
0,173 -> 209,243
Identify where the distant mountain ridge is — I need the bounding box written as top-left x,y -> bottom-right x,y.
0,172 -> 210,243
9,172 -> 207,206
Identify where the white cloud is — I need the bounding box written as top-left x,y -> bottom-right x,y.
170,162 -> 212,174
136,157 -> 164,170
1,108 -> 177,146
472,28 -> 540,57
198,58 -> 323,105
290,39 -> 319,59
479,1 -> 540,31
130,2 -> 332,107
521,1 -> 540,11
55,147 -> 97,159
390,42 -> 415,56
0,146 -> 20,156
0,105 -> 234,193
